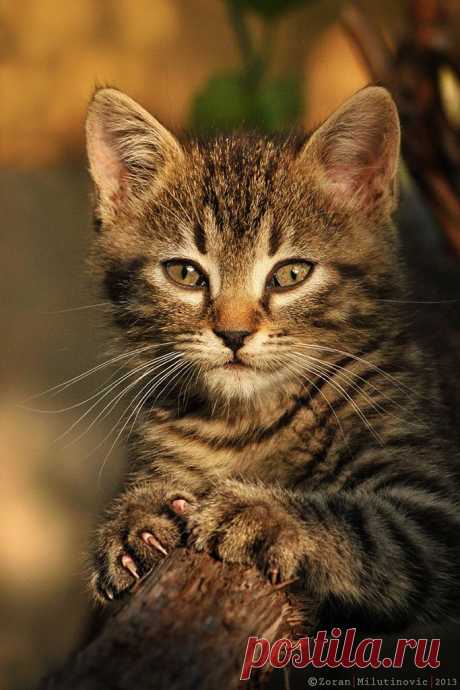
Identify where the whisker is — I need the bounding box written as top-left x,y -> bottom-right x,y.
23,360 -> 156,415
177,360 -> 200,410
279,354 -> 348,446
290,351 -> 384,445
58,353 -> 181,445
297,353 -> 389,418
40,302 -> 111,314
142,359 -> 193,413
296,343 -> 413,396
375,298 -> 460,305
21,343 -> 171,403
79,355 -> 186,464
96,358 -> 190,482
127,359 -> 193,436
103,356 -> 186,440
297,352 -> 424,431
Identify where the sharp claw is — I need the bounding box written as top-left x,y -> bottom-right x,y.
171,498 -> 189,514
121,554 -> 140,579
141,531 -> 168,556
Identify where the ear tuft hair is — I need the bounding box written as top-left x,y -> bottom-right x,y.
85,88 -> 182,223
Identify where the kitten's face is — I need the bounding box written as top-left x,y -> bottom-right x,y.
86,87 -> 401,405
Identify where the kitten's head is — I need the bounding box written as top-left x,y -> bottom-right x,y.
86,86 -> 401,406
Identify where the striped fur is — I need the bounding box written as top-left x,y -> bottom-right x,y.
85,87 -> 460,631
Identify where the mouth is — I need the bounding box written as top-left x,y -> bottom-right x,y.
205,356 -> 277,399
223,357 -> 249,370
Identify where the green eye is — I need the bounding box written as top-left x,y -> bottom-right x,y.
164,260 -> 207,288
267,261 -> 313,291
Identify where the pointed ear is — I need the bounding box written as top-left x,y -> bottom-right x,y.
85,88 -> 183,223
299,86 -> 400,212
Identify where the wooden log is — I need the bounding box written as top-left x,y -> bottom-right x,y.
42,548 -> 312,690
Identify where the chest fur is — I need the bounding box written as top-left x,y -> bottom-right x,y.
141,400 -> 334,486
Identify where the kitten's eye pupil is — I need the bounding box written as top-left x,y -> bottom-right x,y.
164,260 -> 207,289
268,261 -> 313,291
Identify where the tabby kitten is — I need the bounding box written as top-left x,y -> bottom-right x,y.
86,86 -> 460,631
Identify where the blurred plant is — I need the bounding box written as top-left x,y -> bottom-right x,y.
190,0 -> 311,133
342,0 -> 460,255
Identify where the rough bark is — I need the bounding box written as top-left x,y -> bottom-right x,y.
42,548 -> 313,690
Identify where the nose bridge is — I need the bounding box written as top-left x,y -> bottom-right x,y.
213,293 -> 260,333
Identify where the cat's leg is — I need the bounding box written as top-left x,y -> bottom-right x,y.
188,478 -> 460,627
189,480 -> 308,585
90,481 -> 197,603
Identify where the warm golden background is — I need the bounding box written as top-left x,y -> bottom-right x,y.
1,2 -> 459,689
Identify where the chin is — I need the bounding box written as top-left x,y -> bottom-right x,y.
203,364 -> 287,404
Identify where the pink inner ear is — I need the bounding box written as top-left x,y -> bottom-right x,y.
312,91 -> 399,206
320,130 -> 394,207
325,159 -> 387,198
88,118 -> 126,206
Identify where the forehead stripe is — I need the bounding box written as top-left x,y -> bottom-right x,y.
268,222 -> 282,256
193,222 -> 207,254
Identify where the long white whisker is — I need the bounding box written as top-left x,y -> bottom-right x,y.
96,358 -> 190,482
58,353 -> 181,445
147,360 -> 194,412
98,356 -> 187,450
293,355 -> 381,442
279,354 -> 348,446
295,352 -> 388,418
22,343 -> 174,403
176,360 -> 198,411
291,351 -> 383,445
41,302 -> 111,314
296,343 -> 413,396
293,351 -> 423,431
25,359 -> 159,415
56,363 -> 158,442
127,359 -> 193,437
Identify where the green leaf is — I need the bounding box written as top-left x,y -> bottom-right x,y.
189,73 -> 253,134
254,77 -> 303,131
189,72 -> 303,134
229,0 -> 307,20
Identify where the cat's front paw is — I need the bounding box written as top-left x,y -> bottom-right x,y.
188,480 -> 306,584
90,487 -> 195,604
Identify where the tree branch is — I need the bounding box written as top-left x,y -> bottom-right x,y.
42,548 -> 314,690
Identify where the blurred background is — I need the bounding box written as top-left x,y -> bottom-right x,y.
1,1 -> 460,688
